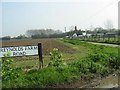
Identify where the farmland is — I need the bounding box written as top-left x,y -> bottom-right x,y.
80,36 -> 119,45
1,39 -> 87,69
1,38 -> 120,88
2,39 -> 76,54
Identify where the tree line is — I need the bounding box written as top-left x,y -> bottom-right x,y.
1,27 -> 120,40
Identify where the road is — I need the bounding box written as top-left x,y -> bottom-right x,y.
87,42 -> 119,47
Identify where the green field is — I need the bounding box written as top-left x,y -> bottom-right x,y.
80,36 -> 119,45
1,38 -> 119,88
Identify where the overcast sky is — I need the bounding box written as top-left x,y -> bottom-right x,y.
0,0 -> 119,37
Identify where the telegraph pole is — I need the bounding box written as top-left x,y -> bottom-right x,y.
65,27 -> 66,33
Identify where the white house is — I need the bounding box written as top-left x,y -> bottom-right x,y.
82,32 -> 87,36
78,35 -> 83,38
86,34 -> 92,37
72,33 -> 77,38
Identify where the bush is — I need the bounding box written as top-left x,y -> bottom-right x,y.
109,55 -> 120,69
48,48 -> 64,67
2,52 -> 22,81
97,66 -> 110,76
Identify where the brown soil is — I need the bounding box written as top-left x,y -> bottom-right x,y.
1,39 -> 76,55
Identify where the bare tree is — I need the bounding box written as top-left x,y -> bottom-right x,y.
104,19 -> 114,41
68,26 -> 74,37
69,26 -> 74,31
104,19 -> 113,30
89,25 -> 94,31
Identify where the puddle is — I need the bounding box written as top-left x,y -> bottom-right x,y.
95,73 -> 119,88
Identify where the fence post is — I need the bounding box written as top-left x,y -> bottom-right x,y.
38,42 -> 43,69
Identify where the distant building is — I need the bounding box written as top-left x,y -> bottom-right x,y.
65,36 -> 69,38
86,34 -> 92,37
82,32 -> 86,36
78,35 -> 83,38
72,33 -> 77,38
106,32 -> 118,37
68,26 -> 79,38
96,33 -> 104,37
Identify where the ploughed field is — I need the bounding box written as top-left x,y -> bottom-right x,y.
1,39 -> 75,55
1,39 -> 79,69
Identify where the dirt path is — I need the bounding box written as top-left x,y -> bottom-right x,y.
87,42 -> 119,47
52,71 -> 120,88
83,71 -> 119,88
94,70 -> 120,88
95,73 -> 119,88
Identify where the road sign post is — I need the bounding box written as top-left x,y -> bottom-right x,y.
0,45 -> 38,57
38,43 -> 43,69
0,43 -> 44,69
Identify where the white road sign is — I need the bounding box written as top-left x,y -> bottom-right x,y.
0,45 -> 38,57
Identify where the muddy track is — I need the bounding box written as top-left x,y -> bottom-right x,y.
48,70 -> 120,88
80,71 -> 119,88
